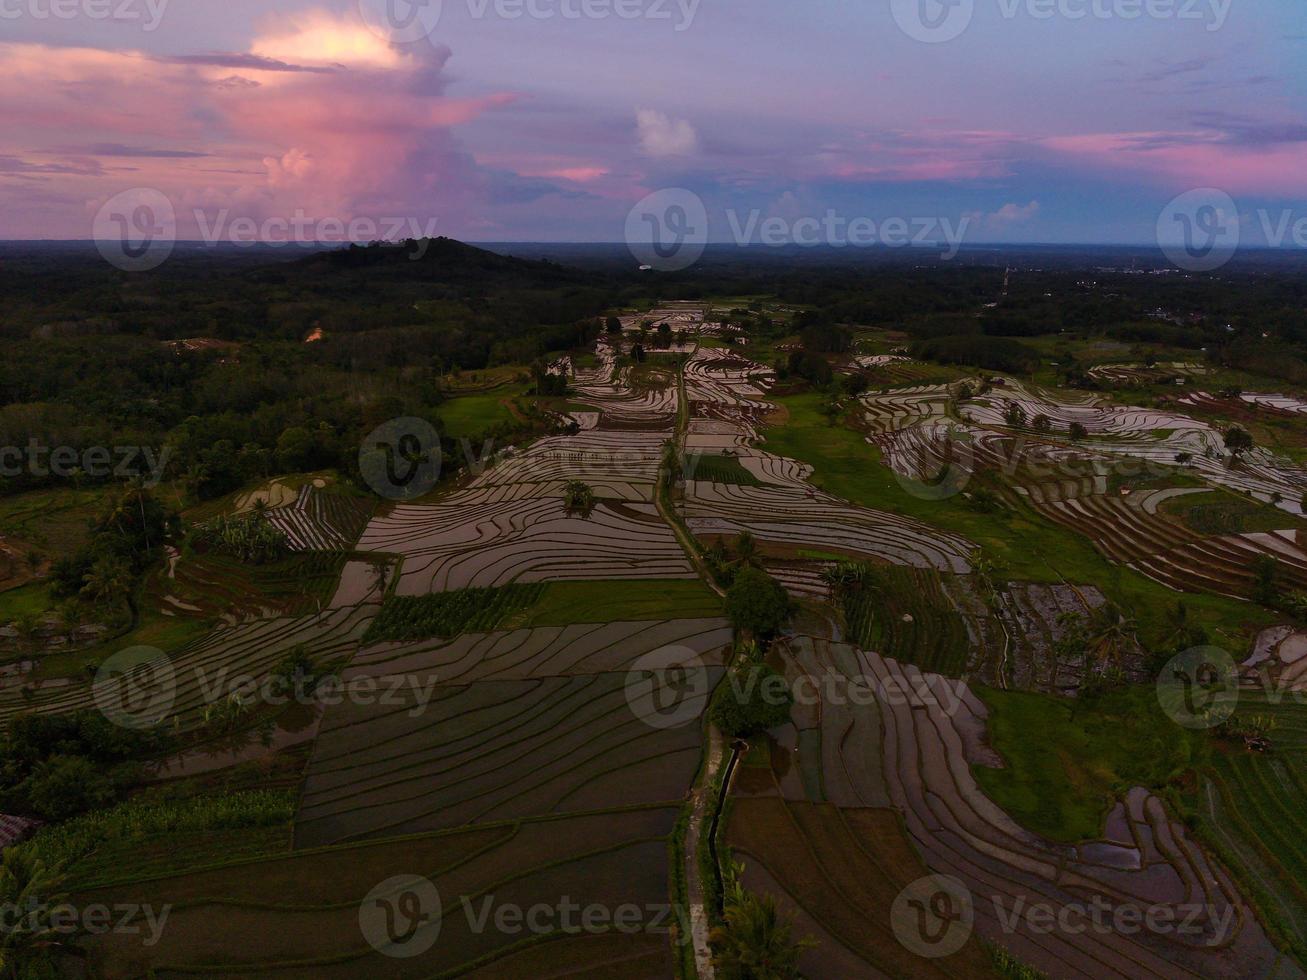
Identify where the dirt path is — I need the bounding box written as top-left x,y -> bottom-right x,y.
662,345 -> 723,979
684,725 -> 723,979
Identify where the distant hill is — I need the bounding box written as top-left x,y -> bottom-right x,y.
268,236 -> 600,290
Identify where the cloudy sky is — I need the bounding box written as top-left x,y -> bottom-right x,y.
1,0 -> 1304,243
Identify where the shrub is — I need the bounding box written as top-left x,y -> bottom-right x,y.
363,585 -> 545,642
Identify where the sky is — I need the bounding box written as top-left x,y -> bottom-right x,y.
1,0 -> 1305,245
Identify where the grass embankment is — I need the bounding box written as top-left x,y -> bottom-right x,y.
1193,695 -> 1307,961
515,580 -> 723,627
683,454 -> 762,487
438,384 -> 530,437
364,580 -> 724,642
972,686 -> 1207,843
32,609 -> 212,682
19,788 -> 294,890
841,567 -> 971,677
1162,491 -> 1307,536
762,391 -> 1271,647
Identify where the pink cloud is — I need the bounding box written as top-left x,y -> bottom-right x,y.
813,130 -> 1022,183
1040,131 -> 1307,196
0,16 -> 520,238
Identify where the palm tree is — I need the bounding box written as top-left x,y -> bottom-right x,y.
733,531 -> 759,568
661,440 -> 682,487
0,850 -> 75,977
1161,600 -> 1201,651
711,867 -> 813,980
12,612 -> 40,653
820,560 -> 873,598
79,556 -> 133,607
1087,602 -> 1137,668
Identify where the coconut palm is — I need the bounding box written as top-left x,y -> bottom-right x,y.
733,531 -> 759,568
1087,602 -> 1137,668
820,560 -> 873,598
711,868 -> 813,980
661,440 -> 682,485
79,556 -> 133,607
0,850 -> 75,977
12,612 -> 41,653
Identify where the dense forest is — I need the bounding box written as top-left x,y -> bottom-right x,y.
3,238 -> 1307,500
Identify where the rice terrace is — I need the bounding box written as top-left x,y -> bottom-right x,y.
3,6 -> 1307,976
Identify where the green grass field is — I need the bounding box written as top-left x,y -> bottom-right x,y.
973,686 -> 1207,842
841,566 -> 972,677
438,384 -> 529,437
1162,491 -> 1307,536
0,581 -> 55,621
1195,695 -> 1307,960
684,453 -> 762,486
762,392 -> 1272,649
0,486 -> 112,554
32,610 -> 213,681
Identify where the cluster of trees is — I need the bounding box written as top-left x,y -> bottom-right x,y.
1,711 -> 170,821
50,486 -> 174,617
912,335 -> 1039,374
191,512 -> 289,565
782,350 -> 833,386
